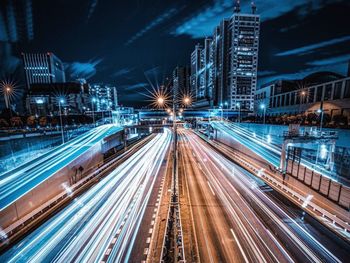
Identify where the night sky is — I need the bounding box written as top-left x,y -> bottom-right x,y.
1,0 -> 350,107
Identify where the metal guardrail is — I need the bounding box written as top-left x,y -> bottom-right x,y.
282,130 -> 338,139
160,140 -> 185,262
200,134 -> 350,240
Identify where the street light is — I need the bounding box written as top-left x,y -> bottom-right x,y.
317,108 -> 324,132
183,96 -> 191,106
91,97 -> 97,126
157,96 -> 165,106
236,102 -> 241,123
58,98 -> 65,144
260,103 -> 266,124
224,101 -> 228,119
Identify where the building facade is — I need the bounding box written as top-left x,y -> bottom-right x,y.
22,52 -> 66,89
89,83 -> 118,112
190,44 -> 203,101
230,9 -> 260,111
173,66 -> 191,98
26,82 -> 90,116
188,1 -> 260,110
257,72 -> 350,121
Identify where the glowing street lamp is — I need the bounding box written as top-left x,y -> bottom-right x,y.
183,96 -> 191,107
58,98 -> 65,144
91,97 -> 97,126
157,96 -> 165,106
236,102 -> 241,123
224,101 -> 228,119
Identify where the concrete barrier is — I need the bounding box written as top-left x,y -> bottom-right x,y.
0,130 -> 124,230
214,128 -> 350,210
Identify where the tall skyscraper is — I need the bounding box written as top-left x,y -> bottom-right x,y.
22,52 -> 66,89
212,19 -> 231,107
188,1 -> 260,110
173,66 -> 190,98
190,43 -> 203,101
230,1 -> 260,111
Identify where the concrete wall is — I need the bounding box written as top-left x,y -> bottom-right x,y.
215,129 -> 350,210
0,130 -> 125,230
287,159 -> 350,209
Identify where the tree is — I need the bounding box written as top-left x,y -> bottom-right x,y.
27,116 -> 36,127
10,117 -> 23,127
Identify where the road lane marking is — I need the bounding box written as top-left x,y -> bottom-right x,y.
207,181 -> 216,196
230,228 -> 249,263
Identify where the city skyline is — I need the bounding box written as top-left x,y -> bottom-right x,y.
0,0 -> 350,106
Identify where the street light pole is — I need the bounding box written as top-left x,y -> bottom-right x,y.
236,102 -> 241,123
91,98 -> 96,127
58,99 -> 65,144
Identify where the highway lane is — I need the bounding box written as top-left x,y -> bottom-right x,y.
179,128 -> 344,263
0,129 -> 171,263
0,124 -> 122,211
179,129 -> 289,263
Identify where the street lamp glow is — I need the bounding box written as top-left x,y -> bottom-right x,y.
260,104 -> 265,109
224,101 -> 228,106
166,108 -> 171,113
183,96 -> 191,105
236,102 -> 240,108
157,96 -> 165,105
59,98 -> 65,104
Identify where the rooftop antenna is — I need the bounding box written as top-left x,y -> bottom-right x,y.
251,1 -> 257,14
234,0 -> 241,13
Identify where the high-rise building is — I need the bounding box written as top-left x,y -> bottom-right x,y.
230,1 -> 260,111
90,83 -> 118,111
212,19 -> 231,107
22,52 -> 66,89
188,1 -> 260,111
172,66 -> 190,98
190,44 -> 203,100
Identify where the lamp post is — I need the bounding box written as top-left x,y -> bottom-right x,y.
4,86 -> 11,109
236,102 -> 241,123
224,101 -> 228,120
91,97 -> 97,126
317,108 -> 324,133
260,103 -> 266,124
58,98 -> 65,144
219,103 -> 223,121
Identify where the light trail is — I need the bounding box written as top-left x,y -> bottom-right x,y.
0,125 -> 122,211
211,121 -> 339,181
0,130 -> 171,263
180,129 -> 342,263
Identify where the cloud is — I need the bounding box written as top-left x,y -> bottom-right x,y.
306,54 -> 350,66
125,7 -> 179,45
121,83 -> 149,91
275,35 -> 350,56
111,68 -> 134,78
144,66 -> 161,76
172,0 -> 336,38
258,63 -> 348,86
87,0 -> 99,21
67,59 -> 102,79
0,43 -> 20,75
